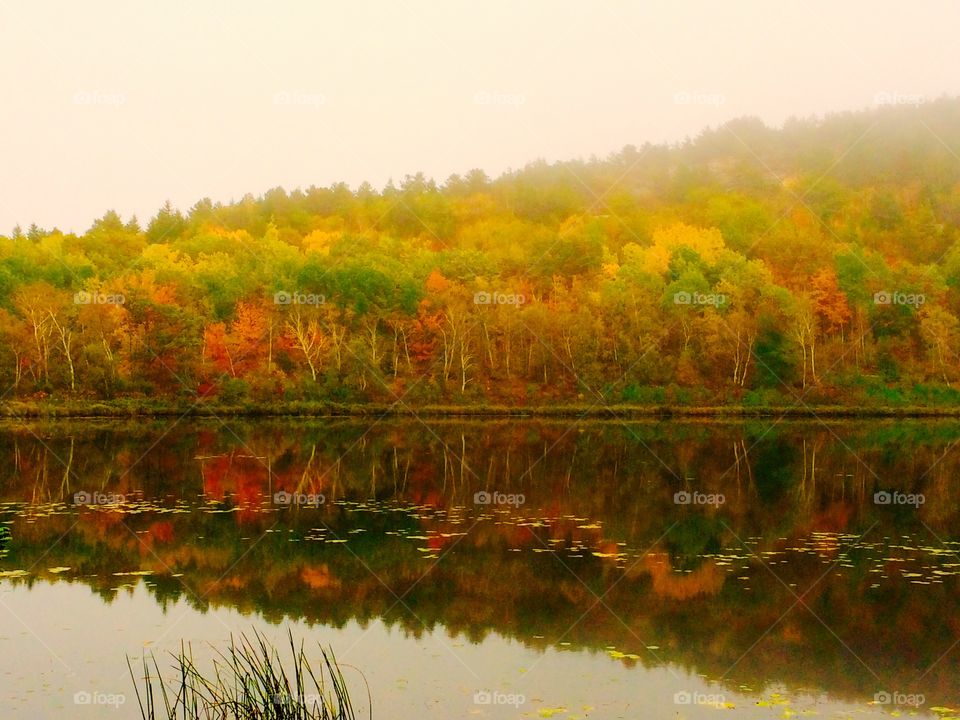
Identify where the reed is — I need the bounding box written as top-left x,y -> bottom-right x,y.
128,629 -> 368,720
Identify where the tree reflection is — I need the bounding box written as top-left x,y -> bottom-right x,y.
1,419 -> 959,706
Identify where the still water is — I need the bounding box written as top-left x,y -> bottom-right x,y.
0,418 -> 958,718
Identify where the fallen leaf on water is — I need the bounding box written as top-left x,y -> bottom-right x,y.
537,708 -> 567,718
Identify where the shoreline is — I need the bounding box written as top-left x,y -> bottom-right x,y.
3,400 -> 960,419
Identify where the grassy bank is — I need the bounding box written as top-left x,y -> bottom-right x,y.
4,398 -> 960,419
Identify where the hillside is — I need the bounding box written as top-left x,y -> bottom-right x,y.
4,98 -> 960,409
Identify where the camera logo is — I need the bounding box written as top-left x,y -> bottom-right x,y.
74,290 -> 125,305
673,490 -> 725,507
473,291 -> 525,306
873,690 -> 924,707
73,690 -> 126,707
272,90 -> 326,108
473,490 -> 525,507
473,91 -> 526,107
874,91 -> 926,107
472,690 -> 525,707
73,90 -> 125,107
73,490 -> 125,506
673,291 -> 725,307
274,290 -> 325,306
273,490 -> 325,507
673,690 -> 727,706
673,91 -> 726,107
873,290 -> 924,306
873,490 -> 924,507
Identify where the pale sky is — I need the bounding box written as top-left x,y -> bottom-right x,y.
2,0 -> 959,234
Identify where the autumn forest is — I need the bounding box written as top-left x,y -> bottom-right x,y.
5,99 -> 960,410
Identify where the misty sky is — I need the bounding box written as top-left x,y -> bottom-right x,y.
2,0 -> 959,234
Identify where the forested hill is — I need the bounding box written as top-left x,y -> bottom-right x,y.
3,98 -> 960,409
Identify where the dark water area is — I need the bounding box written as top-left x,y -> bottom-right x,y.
1,418 -> 959,718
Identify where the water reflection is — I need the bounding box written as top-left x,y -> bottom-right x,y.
1,418 -> 959,716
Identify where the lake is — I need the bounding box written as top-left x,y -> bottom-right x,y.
0,417 -> 958,718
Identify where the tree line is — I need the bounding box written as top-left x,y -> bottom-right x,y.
3,98 -> 960,407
